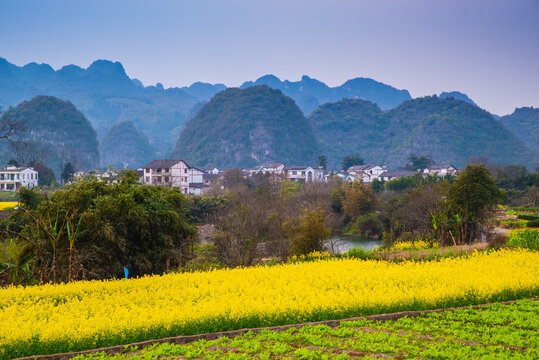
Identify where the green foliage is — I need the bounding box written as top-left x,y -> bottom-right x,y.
343,246 -> 376,260
61,162 -> 75,183
185,195 -> 228,223
341,154 -> 364,170
4,171 -> 196,283
317,155 -> 327,171
508,229 -> 538,250
286,209 -> 331,255
527,219 -> 539,228
184,243 -> 223,272
173,86 -> 319,168
350,213 -> 383,238
402,153 -> 435,171
447,165 -> 506,244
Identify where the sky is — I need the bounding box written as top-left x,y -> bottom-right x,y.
1,0 -> 538,115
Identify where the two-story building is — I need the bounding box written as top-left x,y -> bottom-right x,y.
0,166 -> 39,191
347,164 -> 386,183
142,159 -> 204,195
284,166 -> 324,183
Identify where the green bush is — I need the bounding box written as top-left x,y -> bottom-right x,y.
517,214 -> 539,221
508,229 -> 539,250
344,246 -> 376,260
526,219 -> 539,228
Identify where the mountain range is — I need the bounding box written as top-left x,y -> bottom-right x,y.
0,57 -> 537,172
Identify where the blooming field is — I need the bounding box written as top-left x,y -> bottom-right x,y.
1,249 -> 538,359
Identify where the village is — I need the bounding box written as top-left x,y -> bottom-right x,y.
0,160 -> 459,194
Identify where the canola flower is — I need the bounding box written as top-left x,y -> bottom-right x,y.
0,202 -> 18,211
0,249 -> 538,359
390,239 -> 438,251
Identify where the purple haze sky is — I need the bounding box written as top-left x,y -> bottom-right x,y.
1,0 -> 538,115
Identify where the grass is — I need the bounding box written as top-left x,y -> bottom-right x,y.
75,299 -> 539,359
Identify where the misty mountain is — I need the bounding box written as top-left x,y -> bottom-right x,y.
310,96 -> 537,169
500,107 -> 539,153
240,74 -> 412,114
0,96 -> 99,172
0,58 -> 199,153
173,86 -> 319,168
439,91 -> 477,106
99,121 -> 156,169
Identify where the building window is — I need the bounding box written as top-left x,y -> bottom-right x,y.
156,169 -> 161,173
145,168 -> 150,173
145,176 -> 150,182
184,169 -> 187,173
301,171 -> 305,175
156,176 -> 161,182
292,171 -> 297,175
165,168 -> 169,172
164,176 -> 169,182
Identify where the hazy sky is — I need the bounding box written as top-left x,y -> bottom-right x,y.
1,0 -> 538,115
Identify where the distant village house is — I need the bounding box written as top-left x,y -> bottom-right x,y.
0,166 -> 39,191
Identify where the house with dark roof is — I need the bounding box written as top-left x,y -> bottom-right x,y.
142,159 -> 204,195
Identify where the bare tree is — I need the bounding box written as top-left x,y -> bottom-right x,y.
0,112 -> 26,143
10,140 -> 55,166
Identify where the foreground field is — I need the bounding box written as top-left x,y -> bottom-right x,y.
1,249 -> 538,359
77,299 -> 539,359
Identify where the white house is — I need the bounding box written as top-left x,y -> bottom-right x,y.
284,166 -> 324,183
203,167 -> 221,175
142,159 -> 204,195
423,165 -> 458,177
347,165 -> 386,183
0,166 -> 39,191
325,171 -> 354,182
249,163 -> 285,176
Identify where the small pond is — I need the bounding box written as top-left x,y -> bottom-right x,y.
325,235 -> 383,254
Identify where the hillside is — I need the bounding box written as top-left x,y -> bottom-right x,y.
173,86 -> 319,168
310,96 -> 537,169
0,58 -> 198,153
99,121 -> 156,169
240,75 -> 412,114
0,96 -> 99,171
501,107 -> 539,153
309,99 -> 384,169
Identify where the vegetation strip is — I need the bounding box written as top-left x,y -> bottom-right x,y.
14,299 -> 534,360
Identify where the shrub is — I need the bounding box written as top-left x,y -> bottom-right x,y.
344,246 -> 376,260
507,229 -> 539,250
517,214 -> 539,221
526,219 -> 539,228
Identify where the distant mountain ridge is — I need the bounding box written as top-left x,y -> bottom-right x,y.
500,107 -> 539,153
240,74 -> 412,114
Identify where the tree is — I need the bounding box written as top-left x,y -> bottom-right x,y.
285,208 -> 331,255
61,162 -> 75,183
0,111 -> 26,142
447,165 -> 506,244
4,171 -> 196,283
341,181 -> 378,220
342,154 -> 364,171
318,155 -> 327,171
402,153 -> 435,171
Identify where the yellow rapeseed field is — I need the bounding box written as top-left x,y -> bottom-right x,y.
1,249 -> 538,358
0,202 -> 18,211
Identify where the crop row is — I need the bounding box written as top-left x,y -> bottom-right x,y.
1,249 -> 538,359
77,299 -> 538,359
